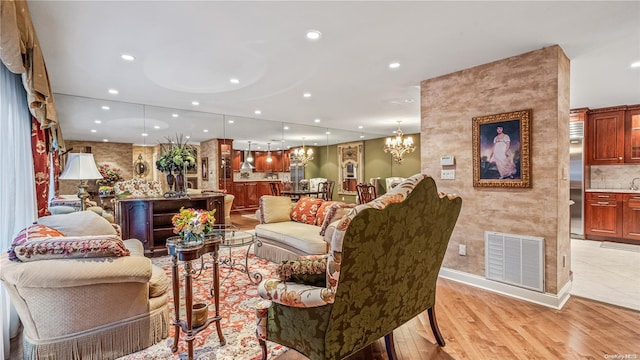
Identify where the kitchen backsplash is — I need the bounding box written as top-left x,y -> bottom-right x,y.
590,165 -> 640,189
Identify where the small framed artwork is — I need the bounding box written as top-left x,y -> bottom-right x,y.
201,157 -> 208,180
472,109 -> 531,188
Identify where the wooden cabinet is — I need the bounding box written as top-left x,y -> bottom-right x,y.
624,109 -> 640,163
231,181 -> 274,210
586,109 -> 625,164
585,105 -> 640,164
584,192 -> 622,238
218,139 -> 233,193
622,193 -> 640,241
117,194 -> 224,257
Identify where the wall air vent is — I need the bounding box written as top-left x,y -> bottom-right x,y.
485,231 -> 544,292
569,121 -> 584,140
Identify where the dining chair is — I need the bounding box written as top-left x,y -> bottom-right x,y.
269,182 -> 283,196
318,180 -> 335,201
356,182 -> 377,204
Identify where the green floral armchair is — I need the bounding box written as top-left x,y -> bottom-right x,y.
255,174 -> 462,360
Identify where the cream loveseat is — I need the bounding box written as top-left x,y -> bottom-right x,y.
0,211 -> 170,359
254,196 -> 355,263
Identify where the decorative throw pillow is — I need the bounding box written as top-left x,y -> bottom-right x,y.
13,234 -> 130,262
276,256 -> 327,287
290,197 -> 324,225
8,224 -> 65,261
37,210 -> 118,236
318,202 -> 357,236
315,201 -> 339,226
258,196 -> 294,224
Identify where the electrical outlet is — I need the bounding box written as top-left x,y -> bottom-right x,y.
458,244 -> 466,256
441,169 -> 455,180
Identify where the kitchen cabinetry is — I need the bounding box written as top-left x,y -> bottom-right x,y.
117,194 -> 225,257
585,105 -> 640,164
622,193 -> 640,241
584,192 -> 622,238
218,139 -> 233,193
231,181 -> 274,210
624,109 -> 640,163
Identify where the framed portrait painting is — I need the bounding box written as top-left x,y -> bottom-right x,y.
472,109 -> 531,188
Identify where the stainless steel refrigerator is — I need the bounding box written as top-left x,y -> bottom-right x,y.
569,121 -> 584,238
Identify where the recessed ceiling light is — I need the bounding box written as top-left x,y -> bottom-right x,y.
306,30 -> 322,41
203,129 -> 209,133
192,101 -> 200,106
172,113 -> 179,118
404,99 -> 414,103
325,131 -> 330,135
230,78 -> 240,84
314,118 -> 321,123
389,62 -> 400,69
103,139 -> 109,142
90,129 -> 97,133
254,110 -> 261,115
185,135 -> 191,139
94,120 -> 102,124
120,54 -> 135,61
154,125 -> 160,129
283,126 -> 289,130
228,120 -> 234,124
303,92 -> 311,98
108,89 -> 119,95
142,133 -> 148,137
360,135 -> 365,138
358,125 -> 363,129
101,105 -> 110,110
632,61 -> 640,68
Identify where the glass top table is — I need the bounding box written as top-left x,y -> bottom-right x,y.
209,226 -> 263,284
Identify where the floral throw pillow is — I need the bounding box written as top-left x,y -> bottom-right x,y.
290,196 -> 324,225
276,256 -> 327,287
13,234 -> 130,262
315,201 -> 340,226
8,224 -> 65,261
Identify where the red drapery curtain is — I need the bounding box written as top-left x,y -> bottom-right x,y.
52,148 -> 60,196
31,117 -> 50,216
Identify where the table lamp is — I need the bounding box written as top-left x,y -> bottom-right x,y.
59,153 -> 103,211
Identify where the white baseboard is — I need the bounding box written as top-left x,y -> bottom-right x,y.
439,267 -> 572,310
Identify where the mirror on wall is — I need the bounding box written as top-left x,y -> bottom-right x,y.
337,142 -> 364,195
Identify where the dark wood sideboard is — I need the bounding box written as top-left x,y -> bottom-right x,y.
116,194 -> 225,257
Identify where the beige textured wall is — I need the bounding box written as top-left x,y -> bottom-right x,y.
60,141 -> 133,196
421,46 -> 571,294
200,138 -> 218,190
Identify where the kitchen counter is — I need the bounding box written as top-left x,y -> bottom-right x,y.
586,189 -> 640,194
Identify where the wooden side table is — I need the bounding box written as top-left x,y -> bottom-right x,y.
166,236 -> 226,360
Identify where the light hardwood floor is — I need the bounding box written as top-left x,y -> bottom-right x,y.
230,213 -> 640,360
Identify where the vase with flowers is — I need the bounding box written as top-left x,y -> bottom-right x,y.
156,134 -> 197,194
171,207 -> 217,247
96,163 -> 123,194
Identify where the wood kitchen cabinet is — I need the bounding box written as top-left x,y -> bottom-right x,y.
218,139 -> 233,193
586,108 -> 625,165
624,108 -> 640,163
585,105 -> 640,164
622,193 -> 640,241
584,192 -> 622,238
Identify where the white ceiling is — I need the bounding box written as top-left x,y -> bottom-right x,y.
27,1 -> 640,149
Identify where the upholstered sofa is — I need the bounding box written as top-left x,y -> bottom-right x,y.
255,174 -> 462,359
254,196 -> 355,263
0,211 -> 170,359
114,178 -> 163,198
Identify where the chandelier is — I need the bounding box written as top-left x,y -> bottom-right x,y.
384,121 -> 415,164
293,138 -> 314,166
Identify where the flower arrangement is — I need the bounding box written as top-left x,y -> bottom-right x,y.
156,134 -> 197,173
97,163 -> 123,185
171,207 -> 217,245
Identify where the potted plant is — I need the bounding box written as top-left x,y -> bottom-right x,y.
156,134 -> 197,193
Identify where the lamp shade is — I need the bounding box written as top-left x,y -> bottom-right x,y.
60,153 -> 103,180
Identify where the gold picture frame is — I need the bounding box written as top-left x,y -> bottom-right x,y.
201,157 -> 208,180
472,109 -> 531,188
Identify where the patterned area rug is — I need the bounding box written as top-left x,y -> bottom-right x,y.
117,247 -> 287,360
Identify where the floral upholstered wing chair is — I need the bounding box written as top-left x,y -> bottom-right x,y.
255,174 -> 462,360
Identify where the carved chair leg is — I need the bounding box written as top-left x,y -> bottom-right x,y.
259,338 -> 268,360
385,331 -> 398,360
428,306 -> 446,346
